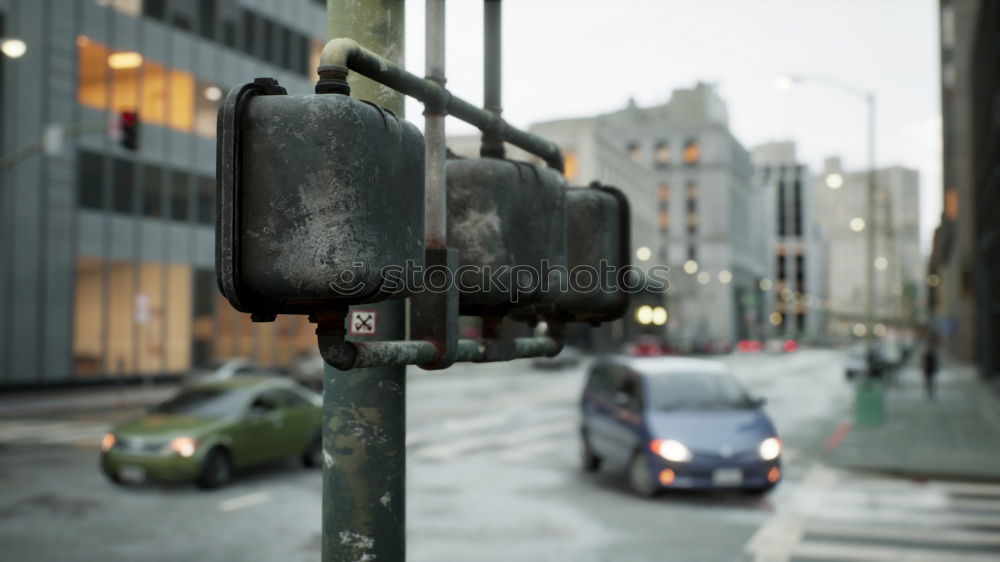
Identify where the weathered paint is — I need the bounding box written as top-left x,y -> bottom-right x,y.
323,2 -> 407,562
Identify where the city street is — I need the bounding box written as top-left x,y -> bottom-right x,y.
2,349 -> 998,561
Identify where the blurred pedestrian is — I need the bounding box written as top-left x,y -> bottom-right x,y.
922,338 -> 939,400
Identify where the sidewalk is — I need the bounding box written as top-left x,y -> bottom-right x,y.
0,383 -> 179,419
825,357 -> 1000,481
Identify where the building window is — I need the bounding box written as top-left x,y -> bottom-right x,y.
197,176 -> 215,225
563,151 -> 579,181
687,245 -> 696,261
627,142 -> 642,163
73,257 -> 105,375
793,179 -> 803,236
242,11 -> 256,56
777,182 -> 786,237
77,37 -> 203,134
78,151 -> 105,210
112,158 -> 136,214
194,79 -> 221,137
777,255 -> 786,281
168,170 -> 190,221
683,139 -> 700,165
658,212 -> 669,230
198,0 -> 217,40
658,184 -> 670,202
654,141 -> 670,166
142,165 -> 164,217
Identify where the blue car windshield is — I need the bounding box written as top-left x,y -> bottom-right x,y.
647,372 -> 753,411
153,388 -> 249,418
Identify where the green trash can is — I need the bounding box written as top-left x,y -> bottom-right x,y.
854,378 -> 885,426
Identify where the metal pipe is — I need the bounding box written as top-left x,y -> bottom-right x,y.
317,38 -> 563,171
318,321 -> 561,369
481,0 -> 505,159
424,0 -> 447,248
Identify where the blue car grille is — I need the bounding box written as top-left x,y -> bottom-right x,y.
691,448 -> 759,463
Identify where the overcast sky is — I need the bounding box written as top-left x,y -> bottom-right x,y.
401,0 -> 941,253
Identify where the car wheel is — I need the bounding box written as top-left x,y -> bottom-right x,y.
627,451 -> 657,497
302,432 -> 323,468
196,447 -> 232,490
580,432 -> 601,473
102,468 -> 124,485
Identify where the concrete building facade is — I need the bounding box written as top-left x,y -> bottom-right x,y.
0,0 -> 327,387
932,0 -> 999,380
814,158 -> 921,338
752,141 -> 829,341
526,83 -> 769,348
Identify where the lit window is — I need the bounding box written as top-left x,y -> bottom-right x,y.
657,184 -> 670,201
658,212 -> 669,230
563,151 -> 579,181
169,69 -> 195,131
683,140 -> 700,164
654,142 -> 670,166
140,61 -> 169,126
77,37 -> 108,108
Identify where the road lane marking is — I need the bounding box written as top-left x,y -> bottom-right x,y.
824,420 -> 851,450
791,540 -> 1000,562
217,492 -> 270,512
744,464 -> 841,561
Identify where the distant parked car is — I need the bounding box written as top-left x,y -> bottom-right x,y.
100,377 -> 322,489
844,343 -> 894,380
194,357 -> 286,381
580,356 -> 782,497
764,339 -> 798,354
532,346 -> 582,370
626,336 -> 666,357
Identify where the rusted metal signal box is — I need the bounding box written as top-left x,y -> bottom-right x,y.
216,78 -> 425,319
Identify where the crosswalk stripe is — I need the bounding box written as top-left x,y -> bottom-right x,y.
807,489 -> 1000,513
33,426 -> 109,445
814,504 -> 1000,529
806,520 -> 1000,546
791,539 -> 1000,562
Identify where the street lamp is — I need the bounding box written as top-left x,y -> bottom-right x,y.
849,217 -> 866,232
825,173 -> 844,189
636,246 -> 652,262
683,260 -> 699,274
1,37 -> 27,59
776,73 -> 878,374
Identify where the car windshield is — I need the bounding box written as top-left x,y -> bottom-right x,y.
152,388 -> 249,418
646,372 -> 754,411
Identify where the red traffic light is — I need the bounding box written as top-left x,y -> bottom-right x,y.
119,111 -> 139,150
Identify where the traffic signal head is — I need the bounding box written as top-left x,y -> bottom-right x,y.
216,78 -> 426,319
119,111 -> 139,151
446,157 -> 567,315
511,183 -> 632,325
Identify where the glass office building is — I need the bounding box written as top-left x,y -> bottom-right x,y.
0,0 -> 327,386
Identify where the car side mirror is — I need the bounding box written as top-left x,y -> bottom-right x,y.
750,396 -> 767,408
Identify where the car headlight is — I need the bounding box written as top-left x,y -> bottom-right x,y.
165,437 -> 199,458
100,433 -> 116,452
759,437 -> 781,460
650,439 -> 692,462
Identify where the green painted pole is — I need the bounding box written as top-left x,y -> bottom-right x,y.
322,1 -> 407,561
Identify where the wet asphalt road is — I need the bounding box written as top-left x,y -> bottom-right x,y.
0,349 -> 853,561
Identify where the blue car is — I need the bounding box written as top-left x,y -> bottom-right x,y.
580,356 -> 782,496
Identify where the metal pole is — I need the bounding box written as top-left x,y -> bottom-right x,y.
481,0 -> 505,158
865,93 -> 877,371
425,0 -> 446,248
323,2 -> 406,561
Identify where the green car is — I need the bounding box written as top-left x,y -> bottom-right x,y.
100,377 -> 323,489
